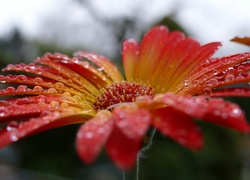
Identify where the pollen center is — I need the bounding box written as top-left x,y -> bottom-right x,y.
93,82 -> 154,110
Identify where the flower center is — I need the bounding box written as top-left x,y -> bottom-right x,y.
93,82 -> 154,110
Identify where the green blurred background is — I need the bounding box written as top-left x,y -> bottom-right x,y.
0,0 -> 250,179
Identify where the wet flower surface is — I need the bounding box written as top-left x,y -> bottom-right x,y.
0,26 -> 250,169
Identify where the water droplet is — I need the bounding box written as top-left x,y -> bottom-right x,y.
82,62 -> 89,68
213,69 -> 219,76
54,82 -> 65,90
214,109 -> 221,116
235,75 -> 245,80
38,101 -> 46,106
67,79 -> 73,85
16,98 -> 31,105
63,92 -> 71,97
15,75 -> 28,81
97,127 -> 105,134
237,65 -> 245,72
60,102 -> 69,108
33,86 -> 43,93
184,80 -> 190,87
222,113 -> 228,119
202,87 -> 212,95
5,86 -> 15,93
204,78 -> 218,86
98,67 -> 104,72
225,74 -> 235,82
47,88 -> 57,94
192,80 -> 200,87
85,132 -> 93,139
17,85 -> 27,92
177,84 -> 183,91
40,111 -> 51,117
50,101 -> 59,107
10,133 -> 18,142
34,77 -> 43,84
231,108 -> 241,117
0,100 -> 9,106
7,121 -> 19,131
0,108 -> 8,117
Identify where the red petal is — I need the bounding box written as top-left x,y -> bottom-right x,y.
76,110 -> 113,164
113,105 -> 151,141
104,105 -> 151,169
106,125 -> 141,170
154,93 -> 250,132
151,107 -> 203,149
0,112 -> 91,148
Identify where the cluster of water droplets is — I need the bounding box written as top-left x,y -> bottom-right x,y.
177,60 -> 250,95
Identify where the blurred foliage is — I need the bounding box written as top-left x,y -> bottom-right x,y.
0,13 -> 249,180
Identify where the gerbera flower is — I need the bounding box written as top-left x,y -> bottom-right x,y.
0,26 -> 249,170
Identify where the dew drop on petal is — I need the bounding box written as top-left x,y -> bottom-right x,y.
98,67 -> 104,72
97,127 -> 105,134
82,62 -> 90,68
202,87 -> 212,95
231,108 -> 241,117
225,74 -> 235,82
54,82 -> 65,90
85,132 -> 94,139
235,75 -> 245,80
47,88 -> 57,94
0,100 -> 9,106
192,80 -> 200,87
184,80 -> 190,87
9,133 -> 18,142
17,85 -> 27,92
5,86 -> 15,93
0,108 -> 8,117
67,79 -> 73,85
50,101 -> 59,107
33,86 -> 43,93
34,77 -> 43,84
237,65 -> 245,72
204,78 -> 218,86
38,101 -> 46,106
6,121 -> 19,131
16,98 -> 31,105
60,102 -> 69,108
15,75 -> 28,81
63,92 -> 71,97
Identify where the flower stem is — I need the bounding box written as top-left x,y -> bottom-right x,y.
136,128 -> 157,180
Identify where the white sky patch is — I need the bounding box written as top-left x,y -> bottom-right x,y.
0,0 -> 55,38
0,0 -> 250,57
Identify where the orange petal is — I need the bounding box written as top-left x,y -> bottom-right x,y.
151,107 -> 203,150
231,36 -> 250,46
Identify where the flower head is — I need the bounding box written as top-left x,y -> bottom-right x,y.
0,26 -> 249,169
